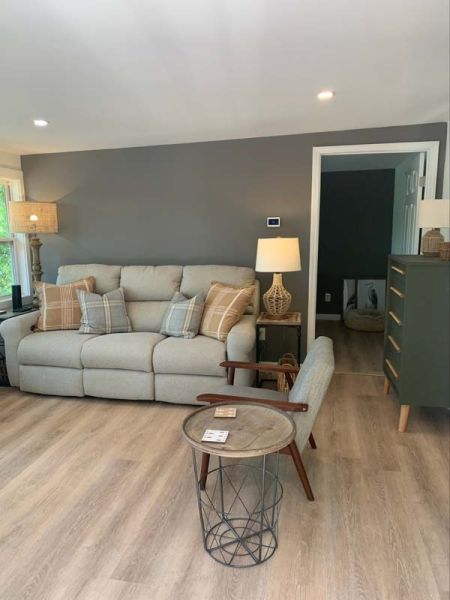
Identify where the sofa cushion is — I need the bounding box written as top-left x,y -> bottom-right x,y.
153,335 -> 226,377
57,264 -> 121,294
125,301 -> 170,332
81,332 -> 165,372
120,266 -> 182,301
181,265 -> 258,315
18,331 -> 98,369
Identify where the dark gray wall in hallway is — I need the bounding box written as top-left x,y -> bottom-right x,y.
21,122 -> 447,358
317,169 -> 395,315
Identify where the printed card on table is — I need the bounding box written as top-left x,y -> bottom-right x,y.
202,429 -> 229,443
214,407 -> 237,418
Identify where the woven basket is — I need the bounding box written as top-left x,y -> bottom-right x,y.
277,352 -> 298,392
439,242 -> 450,261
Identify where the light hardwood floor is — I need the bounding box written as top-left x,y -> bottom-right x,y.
316,320 -> 384,375
0,377 -> 448,600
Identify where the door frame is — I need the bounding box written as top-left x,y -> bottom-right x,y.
307,140 -> 440,349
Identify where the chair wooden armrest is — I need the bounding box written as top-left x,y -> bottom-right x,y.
197,393 -> 308,412
220,361 -> 299,374
220,361 -> 299,387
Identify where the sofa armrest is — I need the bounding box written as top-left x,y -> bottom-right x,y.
0,311 -> 40,386
226,314 -> 257,386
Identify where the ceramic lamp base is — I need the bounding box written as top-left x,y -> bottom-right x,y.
421,228 -> 444,257
263,273 -> 292,316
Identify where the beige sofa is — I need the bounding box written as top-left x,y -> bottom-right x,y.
0,264 -> 259,405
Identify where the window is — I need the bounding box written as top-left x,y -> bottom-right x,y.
0,179 -> 31,303
0,183 -> 17,297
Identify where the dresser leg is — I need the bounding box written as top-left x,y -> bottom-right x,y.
398,405 -> 410,433
383,377 -> 391,395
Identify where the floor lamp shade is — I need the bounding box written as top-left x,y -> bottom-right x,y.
8,202 -> 58,234
8,202 -> 58,307
418,199 -> 450,257
256,237 -> 301,317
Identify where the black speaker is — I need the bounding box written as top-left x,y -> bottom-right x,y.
12,285 -> 22,312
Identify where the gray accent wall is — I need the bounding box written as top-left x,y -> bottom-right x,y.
21,122 -> 447,358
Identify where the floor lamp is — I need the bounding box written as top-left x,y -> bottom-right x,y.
8,201 -> 58,305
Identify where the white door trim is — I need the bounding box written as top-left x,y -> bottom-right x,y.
307,140 -> 440,349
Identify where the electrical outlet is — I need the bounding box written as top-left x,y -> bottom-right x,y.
325,293 -> 331,303
259,327 -> 266,341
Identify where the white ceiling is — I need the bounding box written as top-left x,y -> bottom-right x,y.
1,0 -> 449,155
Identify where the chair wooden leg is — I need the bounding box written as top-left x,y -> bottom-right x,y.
398,405 -> 410,433
308,432 -> 317,449
199,453 -> 210,490
383,377 -> 391,395
288,442 -> 314,501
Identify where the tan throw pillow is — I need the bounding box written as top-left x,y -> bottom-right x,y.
36,277 -> 96,331
200,281 -> 255,341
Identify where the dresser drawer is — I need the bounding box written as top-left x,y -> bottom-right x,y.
389,262 -> 406,294
387,288 -> 404,319
384,337 -> 402,373
387,305 -> 403,331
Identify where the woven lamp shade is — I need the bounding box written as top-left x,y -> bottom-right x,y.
8,202 -> 58,234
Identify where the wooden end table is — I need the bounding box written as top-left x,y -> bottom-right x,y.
182,402 -> 295,567
256,311 -> 302,385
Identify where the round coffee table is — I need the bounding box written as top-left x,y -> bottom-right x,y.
182,402 -> 296,567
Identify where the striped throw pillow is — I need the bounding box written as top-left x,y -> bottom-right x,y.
77,288 -> 132,334
160,292 -> 204,339
35,277 -> 95,331
200,282 -> 255,341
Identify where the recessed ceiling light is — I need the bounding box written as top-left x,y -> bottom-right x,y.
317,90 -> 335,101
33,119 -> 49,127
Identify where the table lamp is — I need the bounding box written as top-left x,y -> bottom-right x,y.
8,201 -> 58,303
255,237 -> 301,318
418,199 -> 450,256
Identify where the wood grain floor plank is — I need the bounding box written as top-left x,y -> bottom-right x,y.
0,374 -> 448,600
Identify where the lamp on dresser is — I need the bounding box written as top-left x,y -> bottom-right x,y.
418,199 -> 450,257
255,237 -> 301,318
8,201 -> 58,304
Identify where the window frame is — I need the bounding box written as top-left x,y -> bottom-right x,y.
0,168 -> 32,308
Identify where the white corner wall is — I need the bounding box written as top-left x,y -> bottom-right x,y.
443,121 -> 449,199
0,151 -> 21,172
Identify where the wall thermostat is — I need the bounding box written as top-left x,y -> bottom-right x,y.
266,216 -> 281,227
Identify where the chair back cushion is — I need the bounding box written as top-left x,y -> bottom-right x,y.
288,336 -> 334,452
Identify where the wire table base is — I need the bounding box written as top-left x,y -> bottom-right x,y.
192,450 -> 283,568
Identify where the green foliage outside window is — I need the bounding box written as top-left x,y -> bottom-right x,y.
0,184 -> 14,296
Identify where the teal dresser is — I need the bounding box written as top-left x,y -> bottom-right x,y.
383,255 -> 450,431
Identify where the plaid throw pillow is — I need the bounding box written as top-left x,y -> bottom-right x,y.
200,282 -> 255,341
36,277 -> 95,331
77,288 -> 132,334
160,292 -> 204,338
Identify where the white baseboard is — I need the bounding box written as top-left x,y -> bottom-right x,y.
316,314 -> 341,321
